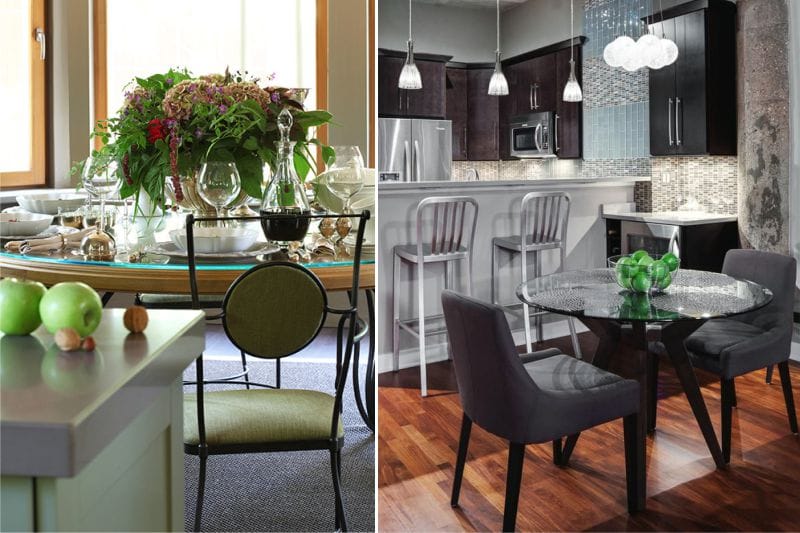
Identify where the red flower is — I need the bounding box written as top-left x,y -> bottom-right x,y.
147,118 -> 167,144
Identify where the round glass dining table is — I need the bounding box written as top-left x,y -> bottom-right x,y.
517,268 -> 772,486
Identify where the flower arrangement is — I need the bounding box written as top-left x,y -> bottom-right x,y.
82,68 -> 333,212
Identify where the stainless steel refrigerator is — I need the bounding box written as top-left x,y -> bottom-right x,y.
378,118 -> 452,182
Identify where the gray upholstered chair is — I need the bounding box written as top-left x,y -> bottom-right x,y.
679,249 -> 798,463
441,290 -> 643,531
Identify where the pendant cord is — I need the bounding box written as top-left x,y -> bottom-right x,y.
569,0 -> 574,62
408,0 -> 412,41
659,0 -> 665,38
496,0 -> 500,53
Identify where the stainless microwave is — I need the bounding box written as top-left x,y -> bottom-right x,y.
509,112 -> 556,158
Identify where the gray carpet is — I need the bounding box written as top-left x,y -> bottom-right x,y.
182,359 -> 374,532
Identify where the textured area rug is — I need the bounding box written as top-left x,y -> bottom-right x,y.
183,359 -> 374,532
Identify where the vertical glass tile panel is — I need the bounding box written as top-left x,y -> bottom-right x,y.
0,0 -> 33,173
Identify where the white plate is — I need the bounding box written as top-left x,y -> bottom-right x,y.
0,225 -> 78,241
0,211 -> 53,237
16,192 -> 87,215
151,241 -> 279,259
169,227 -> 259,254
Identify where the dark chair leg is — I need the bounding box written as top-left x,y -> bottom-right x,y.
503,442 -> 526,532
451,414 -> 472,507
240,350 -> 250,390
330,448 -> 348,531
730,377 -> 737,407
552,439 -> 563,466
275,358 -> 281,389
647,353 -> 659,433
777,361 -> 798,434
766,364 -> 774,384
622,412 -> 645,513
721,378 -> 734,464
194,451 -> 208,532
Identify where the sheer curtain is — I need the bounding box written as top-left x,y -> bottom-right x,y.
103,0 -> 316,118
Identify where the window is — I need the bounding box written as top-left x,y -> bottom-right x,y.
95,0 -> 319,124
0,0 -> 47,188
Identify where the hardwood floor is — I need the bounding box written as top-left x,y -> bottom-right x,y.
378,333 -> 800,531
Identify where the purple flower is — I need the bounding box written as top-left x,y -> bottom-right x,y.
164,118 -> 176,129
218,104 -> 228,113
188,83 -> 197,92
194,128 -> 204,139
270,93 -> 280,102
166,78 -> 173,85
216,86 -> 223,94
206,87 -> 214,96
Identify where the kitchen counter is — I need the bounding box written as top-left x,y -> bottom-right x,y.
379,176 -> 648,194
603,210 -> 738,226
1,309 -> 204,531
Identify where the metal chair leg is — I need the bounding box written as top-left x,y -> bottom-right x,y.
240,350 -> 250,390
330,448 -> 348,531
194,451 -> 208,532
451,413 -> 472,507
521,248 -> 533,353
491,243 -> 499,304
392,253 -> 401,372
778,361 -> 798,434
533,251 -> 544,344
418,259 -> 428,397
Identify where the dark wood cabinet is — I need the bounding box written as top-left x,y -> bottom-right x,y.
446,67 -> 468,160
378,52 -> 447,119
648,0 -> 736,156
466,68 -> 500,160
554,47 -> 582,159
504,54 -> 556,118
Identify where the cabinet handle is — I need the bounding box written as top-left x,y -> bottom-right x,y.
464,126 -> 468,157
407,92 -> 410,114
668,98 -> 674,147
35,28 -> 46,60
414,139 -> 421,180
399,91 -> 403,113
493,122 -> 497,152
554,113 -> 560,153
529,85 -> 534,110
403,140 -> 410,182
534,84 -> 539,110
675,97 -> 682,146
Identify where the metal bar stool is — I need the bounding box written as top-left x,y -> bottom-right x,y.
491,191 -> 582,357
393,196 -> 478,397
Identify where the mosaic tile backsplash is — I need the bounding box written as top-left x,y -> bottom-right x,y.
449,0 -> 738,218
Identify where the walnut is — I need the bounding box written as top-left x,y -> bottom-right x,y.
123,306 -> 149,333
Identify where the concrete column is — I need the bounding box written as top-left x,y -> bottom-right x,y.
737,0 -> 791,253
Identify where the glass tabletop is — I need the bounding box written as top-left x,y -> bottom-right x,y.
516,268 -> 772,322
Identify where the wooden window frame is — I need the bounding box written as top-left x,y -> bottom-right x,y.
0,0 -> 47,189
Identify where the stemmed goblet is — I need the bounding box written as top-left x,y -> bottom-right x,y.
80,155 -> 121,261
324,146 -> 365,258
197,161 -> 241,227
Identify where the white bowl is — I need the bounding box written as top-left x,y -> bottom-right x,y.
16,192 -> 87,215
170,227 -> 259,254
0,211 -> 53,237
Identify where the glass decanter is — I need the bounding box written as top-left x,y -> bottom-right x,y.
260,108 -> 311,252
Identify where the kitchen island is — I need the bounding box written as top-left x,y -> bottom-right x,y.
0,309 -> 204,532
377,176 -> 646,372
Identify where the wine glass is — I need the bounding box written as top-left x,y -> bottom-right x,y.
197,161 -> 241,225
325,146 -> 365,214
80,155 -> 121,260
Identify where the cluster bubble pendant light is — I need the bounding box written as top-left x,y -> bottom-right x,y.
603,0 -> 678,72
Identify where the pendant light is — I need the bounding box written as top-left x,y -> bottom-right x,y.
487,0 -> 508,95
603,0 -> 678,72
398,0 -> 422,90
562,0 -> 583,102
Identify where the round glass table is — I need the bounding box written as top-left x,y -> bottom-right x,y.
517,268 -> 772,480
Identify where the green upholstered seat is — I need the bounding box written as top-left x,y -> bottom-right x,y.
183,388 -> 343,447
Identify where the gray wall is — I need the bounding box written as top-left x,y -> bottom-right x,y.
378,0 -> 496,62
501,0 -> 581,58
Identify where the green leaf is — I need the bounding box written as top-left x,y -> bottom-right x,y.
236,152 -> 264,199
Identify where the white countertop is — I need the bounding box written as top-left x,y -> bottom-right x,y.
378,176 -> 648,195
602,210 -> 738,226
1,309 -> 204,477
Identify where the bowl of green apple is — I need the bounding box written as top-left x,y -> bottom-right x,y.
608,250 -> 680,294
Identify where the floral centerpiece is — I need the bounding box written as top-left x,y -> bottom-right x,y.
82,68 -> 333,214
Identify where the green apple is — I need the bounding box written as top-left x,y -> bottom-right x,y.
631,271 -> 652,293
656,271 -> 672,290
39,282 -> 103,337
615,256 -> 638,278
631,249 -> 649,263
662,252 -> 679,272
649,259 -> 669,281
0,278 -> 47,335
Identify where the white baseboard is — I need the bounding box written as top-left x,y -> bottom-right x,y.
377,318 -> 588,373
